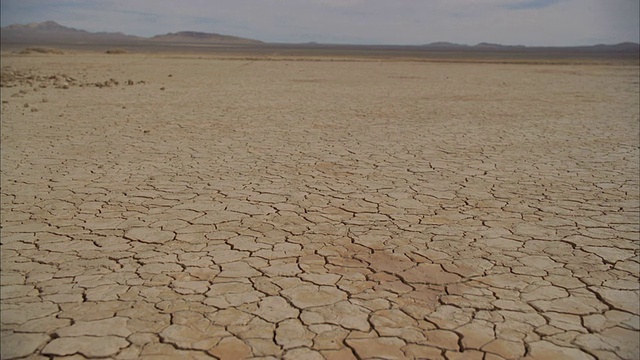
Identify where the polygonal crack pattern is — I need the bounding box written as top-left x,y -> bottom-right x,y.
1,55 -> 638,360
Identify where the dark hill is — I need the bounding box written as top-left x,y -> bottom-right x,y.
150,31 -> 262,44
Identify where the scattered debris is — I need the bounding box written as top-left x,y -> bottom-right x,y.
95,78 -> 119,88
1,67 -> 146,89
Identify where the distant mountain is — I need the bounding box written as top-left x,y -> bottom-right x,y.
421,40 -> 639,52
1,21 -> 141,43
422,42 -> 526,49
587,42 -> 640,51
1,21 -> 262,45
2,21 -> 638,51
422,42 -> 469,49
4,21 -> 77,32
473,42 -> 525,49
151,31 -> 262,44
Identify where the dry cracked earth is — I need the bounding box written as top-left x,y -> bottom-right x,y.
0,53 -> 639,360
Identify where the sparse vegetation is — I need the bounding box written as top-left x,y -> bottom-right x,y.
18,47 -> 65,55
105,48 -> 128,54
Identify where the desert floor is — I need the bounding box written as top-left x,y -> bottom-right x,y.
1,52 -> 639,360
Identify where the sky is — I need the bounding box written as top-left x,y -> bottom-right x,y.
1,0 -> 638,46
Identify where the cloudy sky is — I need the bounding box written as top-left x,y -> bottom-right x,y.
1,0 -> 638,45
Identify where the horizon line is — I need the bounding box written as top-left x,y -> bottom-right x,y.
3,20 -> 640,49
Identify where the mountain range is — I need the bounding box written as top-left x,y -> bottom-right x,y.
421,41 -> 639,52
2,21 -> 639,52
1,21 -> 263,45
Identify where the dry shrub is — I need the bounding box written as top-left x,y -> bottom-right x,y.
105,49 -> 128,54
19,47 -> 65,55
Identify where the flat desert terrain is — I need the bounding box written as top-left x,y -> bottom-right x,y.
1,51 -> 639,359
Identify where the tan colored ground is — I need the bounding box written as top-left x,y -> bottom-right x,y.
1,52 -> 639,360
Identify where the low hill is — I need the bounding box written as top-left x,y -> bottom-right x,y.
151,31 -> 262,45
421,41 -> 639,52
1,21 -> 141,44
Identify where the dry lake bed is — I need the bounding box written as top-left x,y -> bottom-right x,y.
1,51 -> 639,359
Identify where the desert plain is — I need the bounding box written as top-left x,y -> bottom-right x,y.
1,49 -> 639,360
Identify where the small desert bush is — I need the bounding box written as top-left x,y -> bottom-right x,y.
19,47 -> 65,55
105,49 -> 128,54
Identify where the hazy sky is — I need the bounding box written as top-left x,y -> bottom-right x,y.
1,0 -> 638,45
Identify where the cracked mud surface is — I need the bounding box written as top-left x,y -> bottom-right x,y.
1,53 -> 639,359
